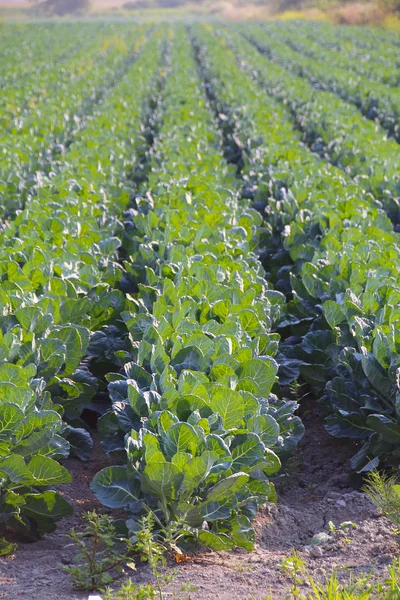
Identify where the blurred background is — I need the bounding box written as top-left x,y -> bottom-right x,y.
1,0 -> 399,29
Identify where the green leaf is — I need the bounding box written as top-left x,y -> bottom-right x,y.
237,358 -> 277,397
21,491 -> 73,534
164,422 -> 199,458
247,415 -> 280,447
0,404 -> 24,440
366,415 -> 400,444
63,426 -> 93,461
206,472 -> 249,502
322,300 -> 346,329
90,466 -> 139,509
128,381 -> 150,417
361,348 -> 393,399
0,455 -> 34,485
230,433 -> 265,472
200,499 -> 235,521
197,530 -> 235,551
230,515 -> 255,551
182,454 -> 214,493
210,387 -> 244,430
0,537 -> 17,556
56,327 -> 86,375
27,456 -> 71,486
38,338 -> 66,380
141,462 -> 183,501
171,346 -> 208,375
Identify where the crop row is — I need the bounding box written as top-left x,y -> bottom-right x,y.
89,25 -> 303,552
224,26 -> 400,225
3,19 -> 400,553
264,21 -> 400,86
265,21 -> 400,86
193,23 -> 400,472
1,25 -> 99,123
0,24 -> 82,86
238,23 -> 400,143
0,24 -> 149,221
310,21 -> 400,60
0,27 -> 166,540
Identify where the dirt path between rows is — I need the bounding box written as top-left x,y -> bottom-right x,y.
0,406 -> 397,600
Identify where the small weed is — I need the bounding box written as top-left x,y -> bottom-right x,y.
328,521 -> 357,544
363,470 -> 400,530
280,549 -> 400,599
102,579 -> 160,600
60,511 -> 135,591
180,581 -> 198,594
135,513 -> 172,600
281,548 -> 306,594
231,562 -> 255,574
102,577 -> 198,600
328,521 -> 357,534
382,555 -> 400,596
288,379 -> 308,404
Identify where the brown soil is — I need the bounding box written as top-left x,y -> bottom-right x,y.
0,433 -> 112,600
0,411 -> 398,600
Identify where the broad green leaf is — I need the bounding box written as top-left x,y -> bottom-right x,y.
21,491 -> 73,534
323,300 -> 346,329
171,346 -> 208,375
210,387 -> 244,430
230,433 -> 265,472
206,472 -> 249,502
0,455 -> 34,485
164,422 -> 199,458
90,466 -> 139,509
247,415 -> 280,447
197,530 -> 235,551
27,456 -> 71,486
0,404 -> 24,440
141,463 -> 183,501
237,358 -> 277,398
200,499 -> 235,521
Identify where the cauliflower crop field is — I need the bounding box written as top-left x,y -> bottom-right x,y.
1,19 -> 400,600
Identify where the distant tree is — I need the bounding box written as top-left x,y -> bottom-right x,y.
33,0 -> 90,15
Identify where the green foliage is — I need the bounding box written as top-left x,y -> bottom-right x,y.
363,471 -> 400,529
61,511 -> 135,591
0,537 -> 17,557
0,440 -> 73,539
8,17 -> 400,560
281,549 -> 400,599
0,26 -> 166,543
91,26 -> 303,553
193,21 -> 400,470
103,580 -> 161,600
102,578 -> 198,600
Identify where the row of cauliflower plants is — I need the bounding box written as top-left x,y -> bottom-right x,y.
0,23 -> 146,220
239,22 -> 400,143
0,27 -> 166,542
90,26 -> 303,552
193,23 -> 400,471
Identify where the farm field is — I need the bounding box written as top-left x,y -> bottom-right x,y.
1,19 -> 400,600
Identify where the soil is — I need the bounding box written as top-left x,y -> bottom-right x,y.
0,408 -> 398,600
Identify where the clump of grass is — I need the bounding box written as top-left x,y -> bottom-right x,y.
363,470 -> 400,528
281,548 -> 400,599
